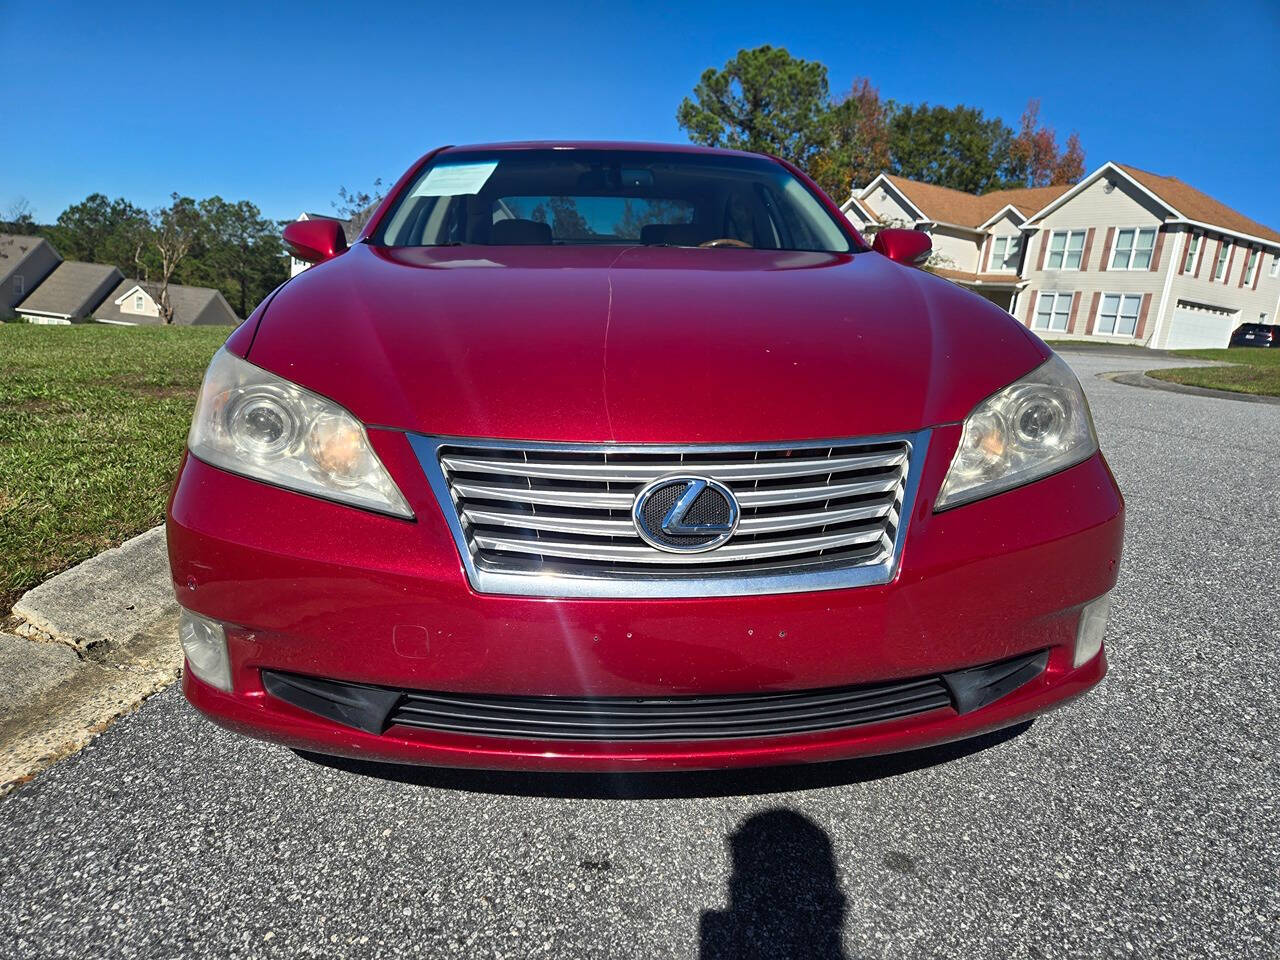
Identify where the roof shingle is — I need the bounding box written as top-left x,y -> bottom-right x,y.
877,176 -> 1073,229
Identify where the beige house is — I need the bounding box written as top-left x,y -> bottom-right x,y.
93,279 -> 239,326
1016,163 -> 1280,349
841,176 -> 1072,311
843,163 -> 1280,348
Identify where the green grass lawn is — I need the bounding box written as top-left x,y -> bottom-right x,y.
0,324 -> 230,614
1147,347 -> 1280,397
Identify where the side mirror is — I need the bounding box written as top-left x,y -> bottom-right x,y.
872,228 -> 931,267
283,218 -> 348,264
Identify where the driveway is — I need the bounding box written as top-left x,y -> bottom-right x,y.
2,350 -> 1276,959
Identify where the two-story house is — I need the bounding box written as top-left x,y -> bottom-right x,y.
1016,163 -> 1280,349
843,163 -> 1280,348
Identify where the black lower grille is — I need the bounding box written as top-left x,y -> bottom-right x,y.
260,651 -> 1048,744
387,678 -> 952,741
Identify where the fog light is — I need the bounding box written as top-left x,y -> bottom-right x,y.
179,608 -> 232,692
1074,593 -> 1111,668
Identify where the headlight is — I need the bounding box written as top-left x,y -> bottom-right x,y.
936,354 -> 1097,510
188,348 -> 413,518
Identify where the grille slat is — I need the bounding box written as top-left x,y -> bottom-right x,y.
461,499 -> 895,539
419,434 -> 921,596
441,450 -> 906,483
473,526 -> 886,564
452,481 -> 632,509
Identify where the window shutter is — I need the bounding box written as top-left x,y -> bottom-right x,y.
1201,239 -> 1218,279
1224,244 -> 1237,284
1080,228 -> 1095,272
1098,227 -> 1114,272
1035,234 -> 1047,272
981,235 -> 993,271
1254,253 -> 1265,291
1024,289 -> 1036,326
1136,293 -> 1153,339
1068,291 -> 1083,333
1150,228 -> 1165,272
1085,292 -> 1101,335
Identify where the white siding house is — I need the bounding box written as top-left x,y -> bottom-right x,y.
844,163 -> 1280,348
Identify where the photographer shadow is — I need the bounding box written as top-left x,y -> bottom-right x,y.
700,808 -> 847,960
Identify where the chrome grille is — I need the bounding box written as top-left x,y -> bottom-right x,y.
410,433 -> 927,599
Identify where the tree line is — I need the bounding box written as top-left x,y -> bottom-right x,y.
2,194 -> 287,322
677,46 -> 1086,201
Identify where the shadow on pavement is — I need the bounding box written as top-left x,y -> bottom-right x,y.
295,721 -> 1031,800
699,808 -> 847,959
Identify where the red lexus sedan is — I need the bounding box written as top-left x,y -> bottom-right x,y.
167,142 -> 1122,771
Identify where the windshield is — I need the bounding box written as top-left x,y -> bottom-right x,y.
375,149 -> 853,253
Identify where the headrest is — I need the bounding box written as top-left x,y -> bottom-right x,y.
491,218 -> 554,245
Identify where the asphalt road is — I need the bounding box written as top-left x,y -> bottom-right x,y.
2,350 -> 1277,960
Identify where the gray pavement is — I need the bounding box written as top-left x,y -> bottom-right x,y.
1,351 -> 1277,959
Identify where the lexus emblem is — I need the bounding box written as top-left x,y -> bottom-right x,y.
632,476 -> 739,554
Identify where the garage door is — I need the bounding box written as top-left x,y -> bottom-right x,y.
1164,302 -> 1238,350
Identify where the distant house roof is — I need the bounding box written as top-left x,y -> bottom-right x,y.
870,176 -> 1073,231
0,233 -> 59,283
1021,161 -> 1280,246
16,261 -> 122,319
94,279 -> 240,326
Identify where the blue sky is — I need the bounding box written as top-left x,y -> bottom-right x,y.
5,0 -> 1278,227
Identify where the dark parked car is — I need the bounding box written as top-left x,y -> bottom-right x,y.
1229,323 -> 1278,348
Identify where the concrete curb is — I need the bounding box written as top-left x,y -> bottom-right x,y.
1101,370 -> 1280,406
2,525 -> 181,794
11,525 -> 176,652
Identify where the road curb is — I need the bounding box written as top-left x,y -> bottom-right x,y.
1101,370 -> 1280,406
2,525 -> 180,794
11,526 -> 175,652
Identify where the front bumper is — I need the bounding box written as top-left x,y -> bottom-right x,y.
167,424 -> 1123,771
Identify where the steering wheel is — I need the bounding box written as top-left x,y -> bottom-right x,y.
698,238 -> 753,249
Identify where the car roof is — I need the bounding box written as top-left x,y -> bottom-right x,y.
439,141 -> 769,161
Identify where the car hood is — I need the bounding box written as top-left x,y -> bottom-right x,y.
247,243 -> 1047,443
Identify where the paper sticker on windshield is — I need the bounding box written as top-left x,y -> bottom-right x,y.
415,161 -> 499,197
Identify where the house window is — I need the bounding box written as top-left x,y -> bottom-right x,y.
1271,254 -> 1279,278
135,294 -> 146,311
1046,230 -> 1086,270
1243,248 -> 1259,285
1033,292 -> 1073,332
1213,241 -> 1231,281
1095,293 -> 1142,337
1182,234 -> 1200,273
1110,227 -> 1157,269
988,235 -> 1022,272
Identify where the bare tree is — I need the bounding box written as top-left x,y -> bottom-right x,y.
132,194 -> 204,324
333,179 -> 384,237
3,197 -> 37,234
